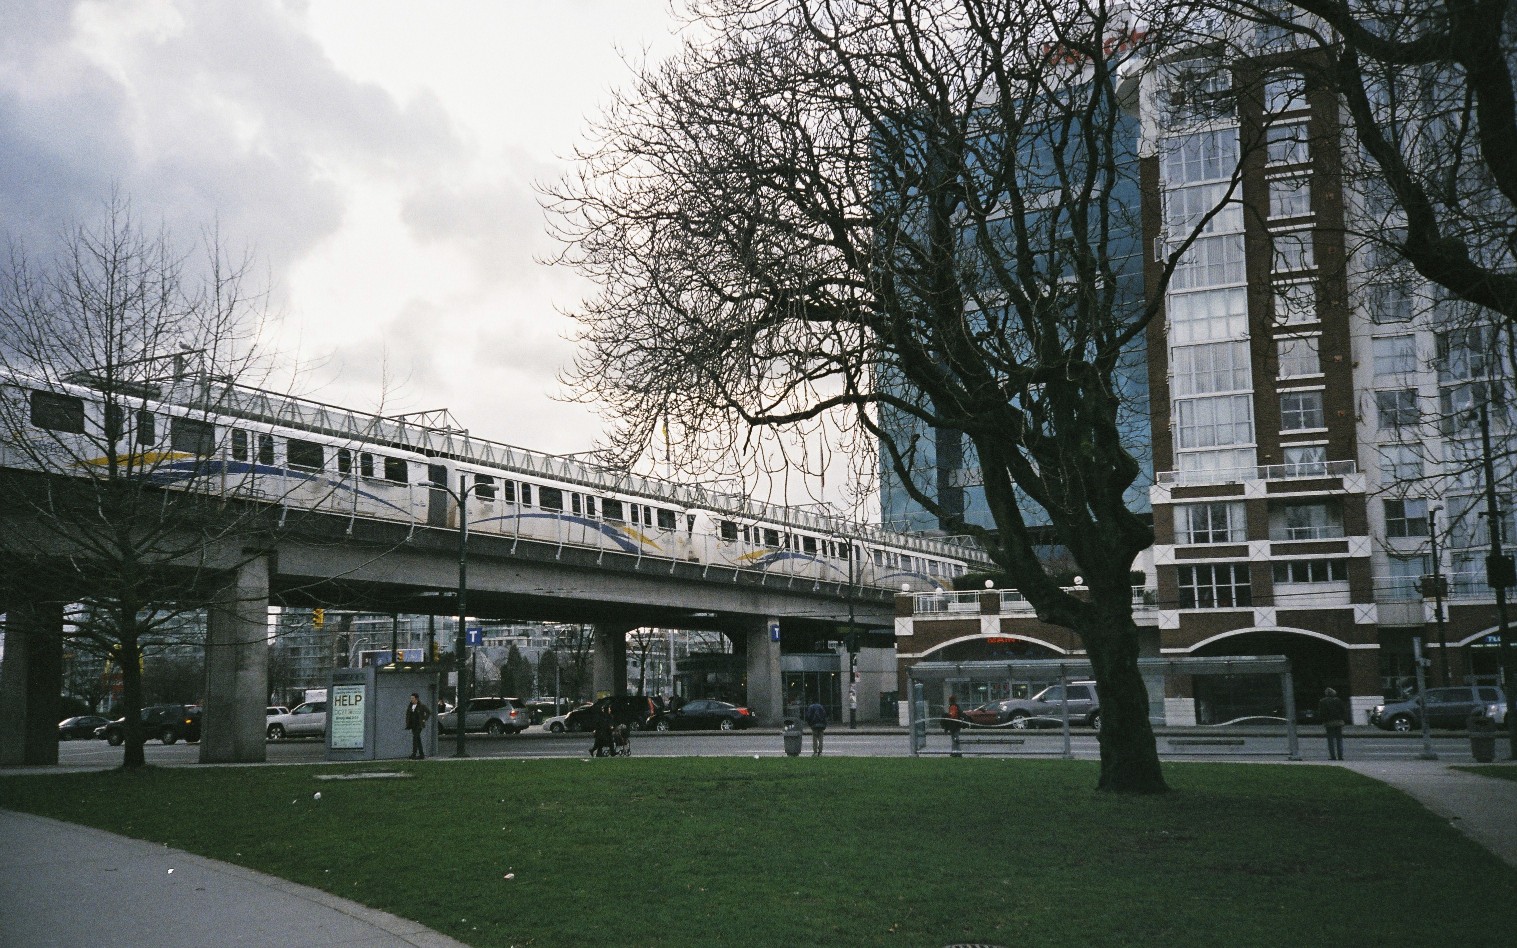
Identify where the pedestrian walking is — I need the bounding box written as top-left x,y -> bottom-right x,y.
944,695 -> 965,757
405,692 -> 430,759
590,704 -> 616,757
1318,687 -> 1347,761
803,699 -> 828,755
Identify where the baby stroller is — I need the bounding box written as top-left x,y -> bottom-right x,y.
613,722 -> 632,757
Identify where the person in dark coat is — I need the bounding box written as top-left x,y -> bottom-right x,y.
1317,687 -> 1348,761
405,692 -> 430,760
590,704 -> 616,757
803,700 -> 829,756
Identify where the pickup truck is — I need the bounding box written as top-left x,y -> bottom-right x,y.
266,700 -> 328,740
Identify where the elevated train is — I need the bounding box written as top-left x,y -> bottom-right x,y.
0,370 -> 990,591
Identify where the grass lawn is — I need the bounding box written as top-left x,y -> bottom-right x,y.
3,758 -> 1515,947
1456,764 -> 1517,782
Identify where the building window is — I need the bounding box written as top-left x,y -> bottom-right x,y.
1264,72 -> 1307,113
1266,123 -> 1309,166
1372,335 -> 1419,377
1379,443 -> 1424,481
1436,325 -> 1494,383
1279,390 -> 1325,430
1171,340 -> 1251,396
1175,394 -> 1255,448
1386,554 -> 1430,601
1276,336 -> 1320,378
1161,127 -> 1241,185
1171,234 -> 1247,290
1177,563 -> 1253,608
1270,501 -> 1343,540
1376,389 -> 1419,429
1384,498 -> 1430,538
1271,230 -> 1315,273
1165,183 -> 1243,235
1267,175 -> 1312,218
1169,286 -> 1249,343
1272,559 -> 1347,583
1175,502 -> 1247,544
1283,444 -> 1327,475
1163,60 -> 1234,124
1273,281 -> 1316,326
1176,446 -> 1259,476
1368,282 -> 1414,324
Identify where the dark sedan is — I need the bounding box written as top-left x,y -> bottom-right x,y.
58,715 -> 110,740
656,699 -> 754,731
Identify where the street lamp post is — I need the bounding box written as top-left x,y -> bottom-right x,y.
433,471 -> 490,759
1477,402 -> 1517,759
1427,506 -> 1451,686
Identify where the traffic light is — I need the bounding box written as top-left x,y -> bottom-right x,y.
312,607 -> 325,629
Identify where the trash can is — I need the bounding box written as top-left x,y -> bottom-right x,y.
782,719 -> 803,757
1469,710 -> 1497,763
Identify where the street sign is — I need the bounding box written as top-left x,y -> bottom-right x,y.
768,621 -> 780,643
466,628 -> 483,647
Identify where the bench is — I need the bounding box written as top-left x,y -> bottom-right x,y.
1166,738 -> 1246,747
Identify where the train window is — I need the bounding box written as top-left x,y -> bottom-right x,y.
585,496 -> 597,518
30,390 -> 85,433
503,480 -> 516,504
657,508 -> 677,530
136,410 -> 157,446
337,448 -> 352,475
763,528 -> 780,547
802,536 -> 817,555
231,429 -> 248,461
742,525 -> 752,544
719,520 -> 738,542
873,550 -> 885,567
287,439 -> 324,470
571,493 -> 581,515
360,452 -> 375,478
383,457 -> 408,483
257,433 -> 275,466
520,483 -> 533,506
475,474 -> 495,501
602,498 -> 624,522
538,486 -> 563,511
428,465 -> 447,488
104,403 -> 124,442
172,416 -> 216,456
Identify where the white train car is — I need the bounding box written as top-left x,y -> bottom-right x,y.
0,370 -> 991,591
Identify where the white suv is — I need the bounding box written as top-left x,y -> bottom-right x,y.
266,701 -> 328,740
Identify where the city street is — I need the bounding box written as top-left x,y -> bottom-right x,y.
51,728 -> 1508,766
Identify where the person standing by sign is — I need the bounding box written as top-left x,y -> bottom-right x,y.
944,695 -> 965,757
405,692 -> 430,760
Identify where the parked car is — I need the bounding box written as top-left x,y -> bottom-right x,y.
437,697 -> 530,736
1370,686 -> 1507,732
266,701 -> 328,740
962,703 -> 1003,728
997,681 -> 1101,730
564,695 -> 665,732
543,703 -> 593,733
58,714 -> 110,740
96,705 -> 202,745
266,705 -> 289,717
657,698 -> 754,731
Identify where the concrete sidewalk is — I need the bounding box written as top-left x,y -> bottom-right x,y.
1340,759 -> 1517,869
0,809 -> 467,948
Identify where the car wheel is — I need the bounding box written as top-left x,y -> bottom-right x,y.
549,721 -> 564,733
1389,714 -> 1414,733
486,720 -> 505,737
106,732 -> 124,746
1089,711 -> 1101,731
161,730 -> 178,745
655,719 -> 670,732
267,724 -> 285,741
1008,711 -> 1030,729
719,718 -> 734,731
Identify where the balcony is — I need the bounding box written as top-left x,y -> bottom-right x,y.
1157,459 -> 1358,488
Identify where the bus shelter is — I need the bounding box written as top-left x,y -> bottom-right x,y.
907,656 -> 1299,760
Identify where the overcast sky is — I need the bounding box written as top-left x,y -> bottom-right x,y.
1,0 -> 682,456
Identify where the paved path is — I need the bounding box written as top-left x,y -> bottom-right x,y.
0,809 -> 467,947
1341,759 -> 1517,869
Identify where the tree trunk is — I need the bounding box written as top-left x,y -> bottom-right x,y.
119,632 -> 146,771
1081,615 -> 1167,794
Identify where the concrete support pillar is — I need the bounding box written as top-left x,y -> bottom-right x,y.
744,618 -> 783,725
1345,647 -> 1381,727
0,600 -> 65,766
592,624 -> 631,698
200,556 -> 269,764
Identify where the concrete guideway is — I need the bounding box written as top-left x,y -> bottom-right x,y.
0,809 -> 467,948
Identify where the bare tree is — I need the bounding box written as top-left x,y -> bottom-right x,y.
0,197 -> 279,768
547,0 -> 1245,792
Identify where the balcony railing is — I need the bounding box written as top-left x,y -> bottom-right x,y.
1157,460 -> 1357,488
913,587 -> 1156,616
1374,571 -> 1496,603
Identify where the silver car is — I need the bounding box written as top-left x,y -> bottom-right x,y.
266,701 -> 328,740
997,681 -> 1101,730
437,697 -> 529,736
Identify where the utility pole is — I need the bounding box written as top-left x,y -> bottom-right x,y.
1478,401 -> 1517,759
1425,507 -> 1451,685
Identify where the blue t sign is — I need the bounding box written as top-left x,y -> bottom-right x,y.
768,621 -> 780,643
466,628 -> 482,647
